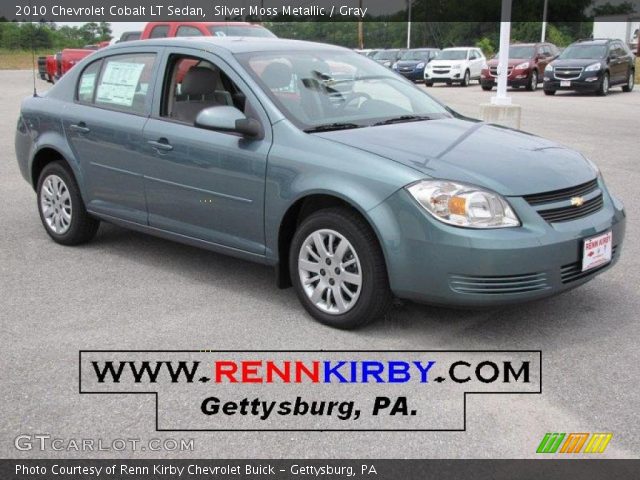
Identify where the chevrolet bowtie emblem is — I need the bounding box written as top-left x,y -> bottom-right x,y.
571,196 -> 585,207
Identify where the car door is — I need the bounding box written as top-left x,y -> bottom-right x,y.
469,49 -> 483,78
63,50 -> 160,223
608,43 -> 625,84
140,48 -> 271,255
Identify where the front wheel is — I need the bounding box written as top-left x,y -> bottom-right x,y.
544,89 -> 556,96
526,70 -> 538,91
425,81 -> 434,87
461,70 -> 470,87
289,208 -> 392,329
481,85 -> 493,91
622,69 -> 635,92
37,161 -> 99,245
597,72 -> 609,96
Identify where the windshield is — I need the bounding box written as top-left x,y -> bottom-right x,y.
505,46 -> 535,58
238,50 -> 451,130
208,25 -> 276,38
438,50 -> 467,60
558,45 -> 607,59
373,50 -> 399,61
400,50 -> 431,61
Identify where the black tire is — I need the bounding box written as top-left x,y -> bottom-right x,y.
597,72 -> 609,96
289,208 -> 392,330
425,81 -> 434,87
543,89 -> 556,96
36,161 -> 99,246
461,70 -> 470,87
622,69 -> 634,92
481,85 -> 493,91
526,70 -> 538,91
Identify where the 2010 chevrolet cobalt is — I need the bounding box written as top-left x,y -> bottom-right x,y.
15,37 -> 625,329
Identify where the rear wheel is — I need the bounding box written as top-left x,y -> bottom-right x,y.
597,72 -> 609,96
37,161 -> 99,245
544,89 -> 556,96
622,69 -> 634,92
289,208 -> 392,329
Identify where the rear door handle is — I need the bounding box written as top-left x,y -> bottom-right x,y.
69,122 -> 90,134
147,139 -> 173,152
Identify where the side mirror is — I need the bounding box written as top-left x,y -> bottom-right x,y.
195,106 -> 262,138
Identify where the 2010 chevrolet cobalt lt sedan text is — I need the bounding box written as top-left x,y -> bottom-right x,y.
15,37 -> 626,329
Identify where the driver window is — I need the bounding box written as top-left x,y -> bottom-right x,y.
161,55 -> 247,125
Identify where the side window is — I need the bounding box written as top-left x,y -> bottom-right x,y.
149,25 -> 169,39
77,59 -> 101,103
95,53 -> 156,114
176,26 -> 203,37
161,55 -> 247,125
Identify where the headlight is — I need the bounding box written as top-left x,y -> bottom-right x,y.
416,62 -> 425,69
392,62 -> 398,69
544,64 -> 553,72
585,62 -> 601,71
514,62 -> 529,70
406,180 -> 520,228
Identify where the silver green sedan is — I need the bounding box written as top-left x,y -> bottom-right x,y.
14,37 -> 625,329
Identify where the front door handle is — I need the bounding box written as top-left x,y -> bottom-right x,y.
69,122 -> 90,134
147,139 -> 173,152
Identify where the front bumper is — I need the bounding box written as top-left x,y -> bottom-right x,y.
480,71 -> 532,88
543,70 -> 604,92
396,68 -> 425,81
424,70 -> 464,82
368,182 -> 626,307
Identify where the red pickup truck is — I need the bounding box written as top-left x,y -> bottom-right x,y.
39,41 -> 110,84
140,22 -> 275,39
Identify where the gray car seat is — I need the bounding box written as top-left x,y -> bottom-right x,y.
171,66 -> 233,124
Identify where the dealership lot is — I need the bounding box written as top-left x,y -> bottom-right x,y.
1,70 -> 639,458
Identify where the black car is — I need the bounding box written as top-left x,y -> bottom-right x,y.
392,48 -> 440,82
543,38 -> 635,96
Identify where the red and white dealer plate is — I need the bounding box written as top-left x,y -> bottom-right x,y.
582,231 -> 612,272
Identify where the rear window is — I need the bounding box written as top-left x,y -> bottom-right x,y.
77,60 -> 101,103
149,25 -> 169,38
176,26 -> 203,37
207,25 -> 276,38
94,53 -> 156,114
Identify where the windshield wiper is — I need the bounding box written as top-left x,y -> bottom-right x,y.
304,122 -> 362,133
372,115 -> 433,126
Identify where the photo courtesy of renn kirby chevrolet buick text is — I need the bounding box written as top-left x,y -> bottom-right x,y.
15,37 -> 626,329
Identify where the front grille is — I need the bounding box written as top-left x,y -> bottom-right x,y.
433,69 -> 450,74
489,66 -> 513,77
399,67 -> 414,72
554,67 -> 583,80
523,179 -> 603,223
449,272 -> 549,295
523,179 -> 598,206
560,246 -> 618,283
537,195 -> 604,223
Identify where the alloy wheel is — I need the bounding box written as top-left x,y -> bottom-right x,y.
40,174 -> 72,234
298,229 -> 362,315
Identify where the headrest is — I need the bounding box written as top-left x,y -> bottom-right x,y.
181,67 -> 219,96
260,62 -> 293,90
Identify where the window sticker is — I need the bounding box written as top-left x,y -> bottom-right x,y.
96,61 -> 146,107
78,73 -> 96,100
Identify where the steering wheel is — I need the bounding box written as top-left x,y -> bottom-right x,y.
337,92 -> 371,112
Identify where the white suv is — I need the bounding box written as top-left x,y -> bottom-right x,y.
424,47 -> 486,87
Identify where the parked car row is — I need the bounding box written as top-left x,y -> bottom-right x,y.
37,22 -> 276,84
363,38 -> 635,96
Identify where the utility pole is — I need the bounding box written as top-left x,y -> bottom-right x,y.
358,0 -> 364,49
406,0 -> 412,49
541,0 -> 548,42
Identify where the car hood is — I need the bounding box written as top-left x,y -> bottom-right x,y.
397,60 -> 425,67
551,58 -> 602,68
429,59 -> 465,67
487,58 -> 530,67
315,118 -> 595,196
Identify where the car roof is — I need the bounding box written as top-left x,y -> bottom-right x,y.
442,47 -> 475,51
106,36 -> 347,54
574,38 -> 612,45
